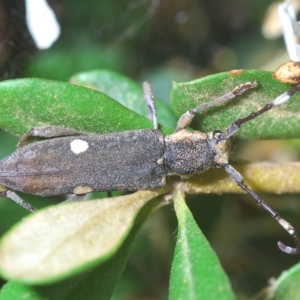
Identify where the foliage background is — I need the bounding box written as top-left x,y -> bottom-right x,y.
0,0 -> 300,299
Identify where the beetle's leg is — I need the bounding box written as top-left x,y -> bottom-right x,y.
215,83 -> 300,254
220,83 -> 300,139
63,194 -> 86,203
143,81 -> 158,130
18,126 -> 85,148
0,186 -> 36,212
223,164 -> 300,254
175,81 -> 258,132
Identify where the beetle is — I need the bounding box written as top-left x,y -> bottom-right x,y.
0,81 -> 300,254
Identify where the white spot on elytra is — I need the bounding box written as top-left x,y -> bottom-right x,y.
70,139 -> 89,154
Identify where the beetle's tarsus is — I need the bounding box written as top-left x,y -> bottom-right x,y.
275,216 -> 300,254
278,241 -> 300,255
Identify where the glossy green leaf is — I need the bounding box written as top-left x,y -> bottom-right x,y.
266,262 -> 300,300
0,193 -> 165,300
0,78 -> 172,137
70,69 -> 177,129
171,70 -> 300,139
0,188 -> 170,284
169,190 -> 235,300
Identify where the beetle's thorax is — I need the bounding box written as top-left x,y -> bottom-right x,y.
164,129 -> 232,176
206,131 -> 232,166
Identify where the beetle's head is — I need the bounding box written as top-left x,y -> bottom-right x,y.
207,130 -> 233,167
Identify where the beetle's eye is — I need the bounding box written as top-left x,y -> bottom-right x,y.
212,130 -> 222,140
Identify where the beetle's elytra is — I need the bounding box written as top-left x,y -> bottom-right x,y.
0,130 -> 166,196
1,80 -> 300,254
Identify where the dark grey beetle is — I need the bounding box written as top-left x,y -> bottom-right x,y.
1,81 -> 300,254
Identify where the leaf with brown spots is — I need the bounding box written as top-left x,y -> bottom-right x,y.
171,69 -> 300,139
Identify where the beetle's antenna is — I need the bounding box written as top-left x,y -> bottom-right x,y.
143,81 -> 158,130
223,164 -> 300,254
176,81 -> 258,131
221,83 -> 300,140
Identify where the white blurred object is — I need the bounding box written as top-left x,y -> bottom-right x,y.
262,2 -> 284,39
278,0 -> 300,61
25,0 -> 60,49
262,0 -> 300,61
262,0 -> 300,39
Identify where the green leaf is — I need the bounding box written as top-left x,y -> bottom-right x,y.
0,78 -> 172,137
171,70 -> 300,139
0,192 -> 166,300
0,188 -> 170,284
70,69 -> 177,129
266,262 -> 300,300
2,70 -> 297,140
169,190 -> 235,300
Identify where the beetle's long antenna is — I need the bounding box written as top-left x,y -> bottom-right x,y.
176,81 -> 258,131
221,83 -> 300,140
223,164 -> 300,254
143,81 -> 158,130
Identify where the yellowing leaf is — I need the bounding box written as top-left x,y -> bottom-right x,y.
0,188 -> 170,284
